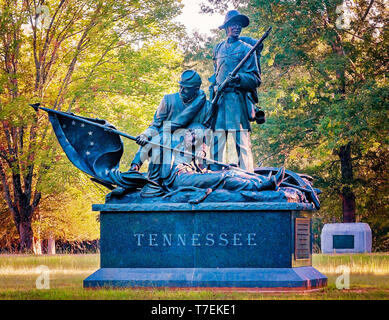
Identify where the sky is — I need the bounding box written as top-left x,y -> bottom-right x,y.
174,0 -> 233,36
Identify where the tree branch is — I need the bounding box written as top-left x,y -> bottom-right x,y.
0,151 -> 11,165
1,121 -> 15,160
0,162 -> 17,218
53,4 -> 102,110
25,0 -> 41,90
32,189 -> 41,209
362,0 -> 375,22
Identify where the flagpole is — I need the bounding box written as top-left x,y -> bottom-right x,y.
30,104 -> 253,174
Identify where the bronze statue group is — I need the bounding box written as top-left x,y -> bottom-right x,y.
37,10 -> 319,207
110,10 -> 287,200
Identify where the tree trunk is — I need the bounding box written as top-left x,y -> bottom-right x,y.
33,237 -> 42,255
47,234 -> 56,255
18,219 -> 34,252
340,187 -> 356,223
326,11 -> 355,222
339,143 -> 356,223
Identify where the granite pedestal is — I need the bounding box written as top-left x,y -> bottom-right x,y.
84,201 -> 327,290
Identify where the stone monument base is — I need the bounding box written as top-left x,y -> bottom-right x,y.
84,202 -> 327,290
84,267 -> 326,290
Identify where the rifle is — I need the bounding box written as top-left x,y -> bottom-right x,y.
205,27 -> 272,127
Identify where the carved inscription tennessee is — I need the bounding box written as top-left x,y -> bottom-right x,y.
133,233 -> 257,247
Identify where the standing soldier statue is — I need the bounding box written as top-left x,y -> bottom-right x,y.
208,10 -> 262,172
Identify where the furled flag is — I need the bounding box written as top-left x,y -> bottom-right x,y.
32,104 -> 151,191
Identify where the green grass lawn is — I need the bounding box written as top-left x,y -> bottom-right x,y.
0,253 -> 388,300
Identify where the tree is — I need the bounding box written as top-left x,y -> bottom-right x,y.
0,0 -> 184,251
32,169 -> 102,250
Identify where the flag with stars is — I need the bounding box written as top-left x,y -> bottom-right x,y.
48,111 -> 124,185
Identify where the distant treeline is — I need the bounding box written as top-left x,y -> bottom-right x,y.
0,240 -> 99,254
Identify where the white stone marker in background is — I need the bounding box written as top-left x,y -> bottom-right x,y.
321,223 -> 372,254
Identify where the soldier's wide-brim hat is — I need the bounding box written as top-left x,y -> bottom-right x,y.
219,10 -> 249,29
178,69 -> 202,87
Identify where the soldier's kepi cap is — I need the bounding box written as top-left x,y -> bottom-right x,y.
179,69 -> 202,87
219,10 -> 249,29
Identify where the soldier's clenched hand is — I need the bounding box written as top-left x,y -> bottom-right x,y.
130,164 -> 140,171
227,74 -> 240,87
135,134 -> 148,146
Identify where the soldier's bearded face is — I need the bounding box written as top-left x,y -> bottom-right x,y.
179,86 -> 199,104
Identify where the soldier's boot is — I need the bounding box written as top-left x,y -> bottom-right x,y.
257,166 -> 285,191
274,166 -> 285,187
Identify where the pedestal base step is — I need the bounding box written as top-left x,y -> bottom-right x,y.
83,267 -> 327,290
